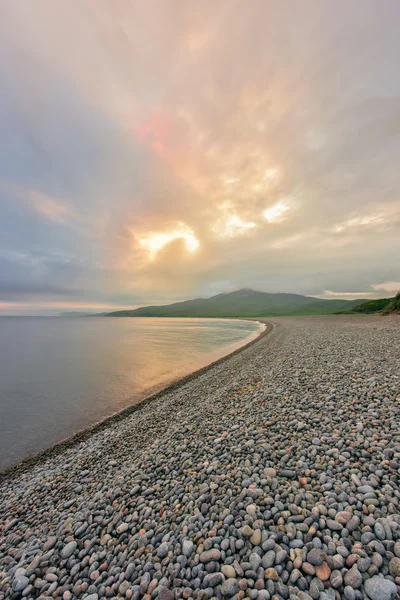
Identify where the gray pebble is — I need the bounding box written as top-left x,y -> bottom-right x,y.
60,541 -> 77,559
364,576 -> 397,600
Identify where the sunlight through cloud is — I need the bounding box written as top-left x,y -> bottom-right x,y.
213,206 -> 256,238
139,223 -> 199,259
263,200 -> 289,223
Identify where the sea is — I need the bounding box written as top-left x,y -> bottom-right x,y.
0,317 -> 263,470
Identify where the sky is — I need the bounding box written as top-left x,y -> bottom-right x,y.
0,0 -> 399,315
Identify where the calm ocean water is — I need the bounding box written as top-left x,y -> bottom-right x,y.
0,317 -> 263,469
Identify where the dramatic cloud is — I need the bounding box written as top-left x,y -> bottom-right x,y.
0,1 -> 399,313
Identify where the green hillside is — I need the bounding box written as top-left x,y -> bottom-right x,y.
384,292 -> 400,313
337,293 -> 399,314
105,289 -> 366,318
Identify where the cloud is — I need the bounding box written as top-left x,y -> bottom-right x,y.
22,190 -> 72,224
212,207 -> 256,238
1,182 -> 75,224
0,251 -> 85,300
0,1 -> 400,311
372,281 -> 400,293
330,204 -> 400,235
263,200 -> 290,224
320,290 -> 377,299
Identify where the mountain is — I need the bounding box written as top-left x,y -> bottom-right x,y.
105,288 -> 366,318
338,293 -> 400,315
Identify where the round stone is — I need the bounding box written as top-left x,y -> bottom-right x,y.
389,557 -> 400,578
158,587 -> 174,600
330,570 -> 342,588
315,562 -> 331,581
12,576 -> 29,592
240,525 -> 254,538
157,542 -> 169,558
344,565 -> 362,588
307,549 -> 325,566
264,468 -> 276,477
117,522 -> 129,534
200,549 -> 221,563
221,565 -> 236,579
250,529 -> 262,545
364,576 -> 397,600
264,568 -> 279,581
60,541 -> 77,559
302,562 -> 316,576
221,578 -> 239,597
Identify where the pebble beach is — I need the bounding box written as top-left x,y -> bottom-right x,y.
1,315 -> 400,600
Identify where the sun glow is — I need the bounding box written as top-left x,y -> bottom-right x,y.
263,200 -> 289,223
139,223 -> 199,259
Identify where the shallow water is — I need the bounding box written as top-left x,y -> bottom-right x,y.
0,317 -> 263,469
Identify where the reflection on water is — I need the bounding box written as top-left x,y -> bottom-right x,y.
0,317 -> 262,469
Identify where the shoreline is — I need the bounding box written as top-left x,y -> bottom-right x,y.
1,315 -> 399,600
0,319 -> 271,481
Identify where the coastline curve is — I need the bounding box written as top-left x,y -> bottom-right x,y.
0,319 -> 273,481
